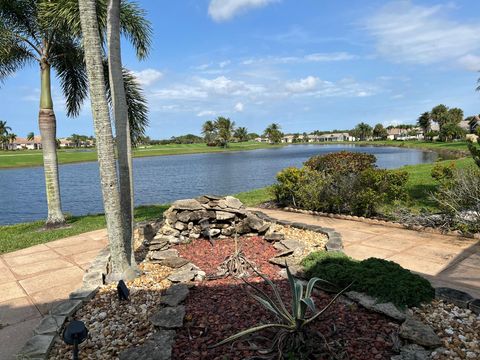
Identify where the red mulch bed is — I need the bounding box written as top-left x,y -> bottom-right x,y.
172,237 -> 399,360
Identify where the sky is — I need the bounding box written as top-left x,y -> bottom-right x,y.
2,0 -> 480,139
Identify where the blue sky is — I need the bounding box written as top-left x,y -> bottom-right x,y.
2,0 -> 480,139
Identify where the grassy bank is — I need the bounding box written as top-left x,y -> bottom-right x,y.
0,141 -> 284,169
0,140 -> 470,169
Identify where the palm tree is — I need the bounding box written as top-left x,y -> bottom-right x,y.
27,132 -> 35,141
79,0 -> 136,281
417,112 -> 431,136
353,122 -> 373,141
234,126 -> 248,142
214,117 -> 235,147
0,0 -> 150,227
202,120 -> 217,144
7,133 -> 16,150
372,123 -> 387,140
264,123 -> 283,144
0,120 -> 11,150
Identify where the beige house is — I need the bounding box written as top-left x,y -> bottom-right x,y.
7,136 -> 42,150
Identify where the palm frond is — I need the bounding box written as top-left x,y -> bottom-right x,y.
49,37 -> 88,117
0,25 -> 36,83
39,0 -> 151,59
0,0 -> 41,49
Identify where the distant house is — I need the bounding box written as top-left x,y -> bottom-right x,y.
387,127 -> 423,141
254,137 -> 269,143
7,136 -> 42,150
317,132 -> 354,142
281,135 -> 296,143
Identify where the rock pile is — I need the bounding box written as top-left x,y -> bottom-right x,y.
146,195 -> 271,262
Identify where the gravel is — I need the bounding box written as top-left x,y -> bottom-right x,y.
413,299 -> 480,359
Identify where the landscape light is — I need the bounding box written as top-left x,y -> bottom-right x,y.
117,279 -> 130,301
63,320 -> 88,360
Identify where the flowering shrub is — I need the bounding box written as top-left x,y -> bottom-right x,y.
304,151 -> 376,174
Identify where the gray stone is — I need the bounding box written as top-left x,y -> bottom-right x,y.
171,199 -> 203,211
176,211 -> 191,223
82,270 -> 104,287
150,305 -> 186,328
326,236 -> 343,251
435,287 -> 473,308
273,242 -> 289,251
280,239 -> 304,251
174,221 -> 186,231
397,344 -> 432,360
69,286 -> 98,301
159,257 -> 190,269
264,232 -> 285,242
221,227 -> 235,236
207,228 -> 221,237
161,284 -> 190,306
50,300 -> 83,317
235,222 -> 251,234
196,196 -> 210,204
34,315 -> 66,335
399,317 -> 442,348
216,211 -> 235,221
469,298 -> 480,314
168,268 -> 196,283
269,256 -> 300,267
345,291 -> 406,321
119,329 -> 176,360
18,334 -> 56,359
161,226 -> 180,237
150,249 -> 179,261
257,222 -> 271,234
244,215 -> 264,231
274,249 -> 294,258
224,196 -> 243,209
217,199 -> 228,208
204,194 -> 222,200
149,241 -> 170,251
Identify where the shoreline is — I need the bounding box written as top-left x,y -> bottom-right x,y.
0,140 -> 469,170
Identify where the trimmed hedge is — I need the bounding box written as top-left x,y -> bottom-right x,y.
301,252 -> 434,308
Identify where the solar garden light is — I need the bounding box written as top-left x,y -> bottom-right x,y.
63,320 -> 88,360
117,280 -> 130,301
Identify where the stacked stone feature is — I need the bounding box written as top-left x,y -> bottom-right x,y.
147,195 -> 270,262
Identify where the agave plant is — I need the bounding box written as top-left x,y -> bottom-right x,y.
211,266 -> 352,359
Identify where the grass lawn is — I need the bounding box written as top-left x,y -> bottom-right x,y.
0,205 -> 168,254
0,141 -> 284,169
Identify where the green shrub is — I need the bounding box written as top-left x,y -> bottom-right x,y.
271,167 -> 305,205
304,151 -> 376,174
431,162 -> 455,182
301,252 -> 434,308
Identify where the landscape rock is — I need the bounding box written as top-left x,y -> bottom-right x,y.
435,287 -> 473,308
161,284 -> 190,307
19,334 -> 56,359
168,268 -> 196,283
400,317 -> 442,348
392,344 -> 432,360
224,196 -> 243,209
150,249 -> 179,261
216,211 -> 235,221
159,257 -> 190,269
34,315 -> 66,336
150,306 -> 186,329
345,291 -> 406,321
171,199 -> 203,211
50,299 -> 83,317
119,330 -> 176,360
264,232 -> 285,242
469,298 -> 480,314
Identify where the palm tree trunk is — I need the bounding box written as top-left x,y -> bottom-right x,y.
107,0 -> 136,269
39,60 -> 65,228
78,0 -> 137,281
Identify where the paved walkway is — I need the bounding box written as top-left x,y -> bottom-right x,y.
0,229 -> 107,360
254,208 -> 480,299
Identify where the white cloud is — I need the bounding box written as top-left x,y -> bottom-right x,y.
197,76 -> 265,96
285,76 -> 319,93
457,54 -> 480,72
131,69 -> 163,86
197,110 -> 216,117
219,60 -> 231,68
234,102 -> 244,112
152,86 -> 207,100
208,0 -> 278,22
365,2 -> 480,67
242,52 -> 355,65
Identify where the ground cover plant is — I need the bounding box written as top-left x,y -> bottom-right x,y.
301,252 -> 434,308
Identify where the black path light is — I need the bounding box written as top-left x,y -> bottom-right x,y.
63,320 -> 88,360
117,279 -> 130,301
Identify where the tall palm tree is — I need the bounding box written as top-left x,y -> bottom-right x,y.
202,120 -> 217,144
8,132 -> 16,150
27,131 -> 35,141
79,0 -> 136,281
0,0 -> 150,227
214,116 -> 235,147
264,123 -> 283,144
0,120 -> 11,150
417,112 -> 431,136
353,122 -> 373,141
107,0 -> 135,271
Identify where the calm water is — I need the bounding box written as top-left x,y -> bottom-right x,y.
0,145 -> 437,225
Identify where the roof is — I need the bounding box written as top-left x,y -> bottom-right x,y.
11,136 -> 42,144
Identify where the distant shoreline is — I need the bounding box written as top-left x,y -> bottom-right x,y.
0,140 -> 469,170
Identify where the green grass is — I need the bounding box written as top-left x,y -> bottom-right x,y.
0,205 -> 168,254
0,142 -> 284,169
301,252 -> 434,308
235,187 -> 274,207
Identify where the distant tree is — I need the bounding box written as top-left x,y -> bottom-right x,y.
372,123 -> 388,140
234,126 -> 248,142
417,112 -> 431,136
264,123 -> 283,144
430,104 -> 450,131
292,133 -> 299,143
214,116 -> 235,147
439,123 -> 465,142
352,122 -> 373,141
27,132 -> 35,141
7,133 -> 17,149
448,108 -> 463,125
302,132 -> 309,142
425,130 -> 439,141
0,120 -> 11,150
202,120 -> 217,144
408,128 -> 419,137
247,132 -> 259,140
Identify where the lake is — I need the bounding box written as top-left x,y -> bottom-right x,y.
0,145 -> 437,225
